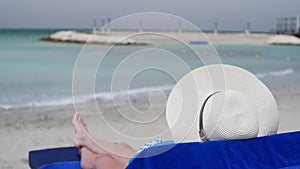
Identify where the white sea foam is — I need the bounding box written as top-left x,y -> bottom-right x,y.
0,85 -> 173,111
269,68 -> 294,76
256,68 -> 294,79
0,105 -> 14,111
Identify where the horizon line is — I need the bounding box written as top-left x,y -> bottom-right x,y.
0,27 -> 271,33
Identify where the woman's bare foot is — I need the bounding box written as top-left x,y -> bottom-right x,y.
72,112 -> 89,148
72,112 -> 136,166
72,113 -> 112,155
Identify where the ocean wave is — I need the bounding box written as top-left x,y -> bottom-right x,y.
93,85 -> 173,100
0,98 -> 74,111
255,68 -> 294,78
1,68 -> 295,112
0,85 -> 173,111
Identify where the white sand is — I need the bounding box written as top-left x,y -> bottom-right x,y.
0,96 -> 171,169
111,31 -> 272,45
47,31 -> 273,46
48,30 -> 300,46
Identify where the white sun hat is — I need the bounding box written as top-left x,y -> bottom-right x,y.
166,64 -> 279,143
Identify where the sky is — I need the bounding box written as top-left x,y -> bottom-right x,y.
0,0 -> 299,31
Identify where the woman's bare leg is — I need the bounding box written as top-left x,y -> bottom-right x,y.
72,112 -> 137,166
94,154 -> 126,169
80,146 -> 126,169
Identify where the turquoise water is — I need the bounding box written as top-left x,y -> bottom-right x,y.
0,29 -> 299,111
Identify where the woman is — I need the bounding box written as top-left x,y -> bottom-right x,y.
72,64 -> 279,168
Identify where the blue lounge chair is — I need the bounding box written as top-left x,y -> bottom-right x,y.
29,147 -> 81,169
29,131 -> 300,169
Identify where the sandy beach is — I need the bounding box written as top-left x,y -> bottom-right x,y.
1,80 -> 300,169
0,92 -> 172,168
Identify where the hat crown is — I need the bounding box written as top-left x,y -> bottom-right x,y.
207,90 -> 259,140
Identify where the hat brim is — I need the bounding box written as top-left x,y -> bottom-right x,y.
166,64 -> 279,143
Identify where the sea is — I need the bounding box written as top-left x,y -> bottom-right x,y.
0,29 -> 300,112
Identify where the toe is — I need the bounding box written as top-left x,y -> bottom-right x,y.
72,112 -> 78,124
72,113 -> 83,130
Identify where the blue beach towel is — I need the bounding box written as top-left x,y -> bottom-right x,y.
126,131 -> 300,169
38,161 -> 81,169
